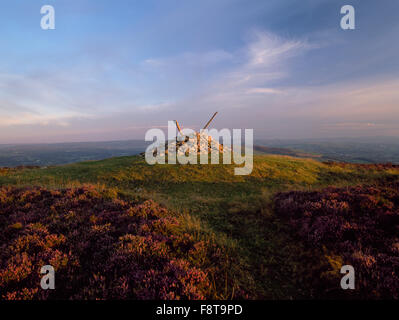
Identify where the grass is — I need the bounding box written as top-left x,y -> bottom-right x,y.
1,154 -> 399,298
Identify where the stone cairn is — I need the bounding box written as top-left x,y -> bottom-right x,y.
144,112 -> 231,157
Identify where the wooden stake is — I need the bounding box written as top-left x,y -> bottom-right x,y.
174,120 -> 183,135
203,112 -> 218,130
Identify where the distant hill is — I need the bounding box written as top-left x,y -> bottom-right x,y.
253,144 -> 321,159
255,137 -> 399,164
0,140 -> 149,167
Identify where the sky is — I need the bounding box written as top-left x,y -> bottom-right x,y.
0,0 -> 398,143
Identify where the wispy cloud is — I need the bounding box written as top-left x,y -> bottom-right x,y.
246,88 -> 283,94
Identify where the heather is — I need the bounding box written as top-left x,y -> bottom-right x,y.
0,186 -> 231,300
275,183 -> 399,298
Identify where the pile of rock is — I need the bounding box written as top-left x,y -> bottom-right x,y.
146,132 -> 230,157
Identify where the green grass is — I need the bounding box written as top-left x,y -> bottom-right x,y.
1,154 -> 399,298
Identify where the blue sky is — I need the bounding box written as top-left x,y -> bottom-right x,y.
0,0 -> 398,143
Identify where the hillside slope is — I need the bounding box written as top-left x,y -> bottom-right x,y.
1,154 -> 399,299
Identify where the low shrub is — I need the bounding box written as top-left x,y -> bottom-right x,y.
274,183 -> 399,299
0,186 -> 224,300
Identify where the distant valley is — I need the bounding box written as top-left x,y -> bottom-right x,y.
0,140 -> 149,167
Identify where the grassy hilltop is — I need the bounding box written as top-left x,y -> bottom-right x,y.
1,154 -> 399,299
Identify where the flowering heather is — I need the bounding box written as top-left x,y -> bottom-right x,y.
274,183 -> 399,299
0,186 -> 221,300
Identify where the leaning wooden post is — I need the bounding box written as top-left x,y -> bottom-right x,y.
202,112 -> 218,130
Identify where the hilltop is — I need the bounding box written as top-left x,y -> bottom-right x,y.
1,154 -> 399,299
